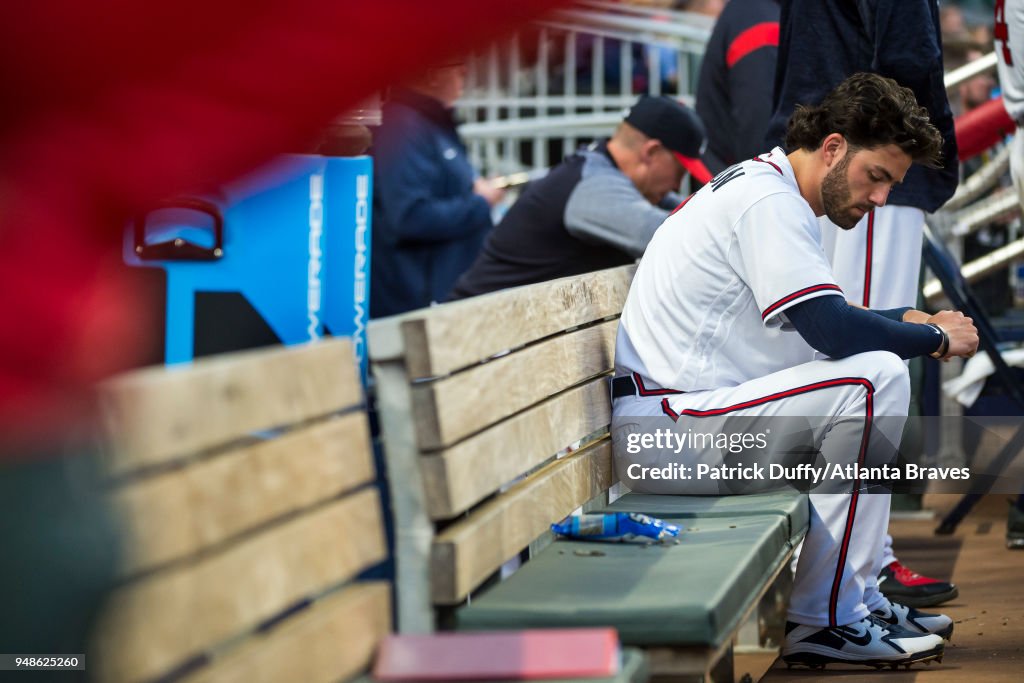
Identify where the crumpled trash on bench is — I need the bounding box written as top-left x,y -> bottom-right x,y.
552,512 -> 681,542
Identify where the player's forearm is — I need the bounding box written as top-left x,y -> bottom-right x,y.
786,296 -> 943,359
871,307 -> 924,323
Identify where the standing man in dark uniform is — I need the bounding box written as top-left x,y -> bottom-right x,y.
764,0 -> 961,609
765,0 -> 958,310
696,0 -> 780,176
448,95 -> 710,300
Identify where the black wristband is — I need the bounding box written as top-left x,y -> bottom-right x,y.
927,323 -> 949,358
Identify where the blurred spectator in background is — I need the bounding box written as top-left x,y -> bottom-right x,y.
449,95 -> 710,300
943,12 -> 996,117
948,37 -> 1011,315
957,46 -> 998,116
971,21 -> 996,48
608,1 -> 724,95
678,0 -> 726,16
622,0 -> 722,10
370,62 -> 505,318
659,0 -> 726,92
695,0 -> 780,175
941,3 -> 969,37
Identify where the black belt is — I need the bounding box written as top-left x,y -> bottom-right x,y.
611,374 -> 684,399
611,375 -> 639,399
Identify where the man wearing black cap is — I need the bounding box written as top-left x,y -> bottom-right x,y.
447,95 -> 710,300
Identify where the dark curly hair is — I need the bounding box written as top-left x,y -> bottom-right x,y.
785,72 -> 944,168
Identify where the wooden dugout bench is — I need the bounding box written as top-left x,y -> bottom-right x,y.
368,265 -> 809,682
91,339 -> 390,683
88,338 -> 643,683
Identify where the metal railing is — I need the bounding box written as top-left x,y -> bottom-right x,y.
923,49 -> 1022,308
457,2 -> 712,177
456,15 -> 1021,294
944,51 -> 999,92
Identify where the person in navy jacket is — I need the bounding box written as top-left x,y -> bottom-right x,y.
370,62 -> 504,318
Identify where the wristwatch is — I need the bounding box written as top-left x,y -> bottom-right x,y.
927,323 -> 949,359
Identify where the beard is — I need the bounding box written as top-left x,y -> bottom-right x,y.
821,152 -> 863,230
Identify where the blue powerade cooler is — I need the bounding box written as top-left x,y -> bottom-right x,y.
124,155 -> 372,382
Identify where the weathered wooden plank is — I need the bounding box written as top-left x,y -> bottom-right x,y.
420,377 -> 611,519
430,439 -> 613,604
412,320 -> 617,450
182,582 -> 391,683
93,488 -> 386,683
114,413 -> 374,576
367,265 -> 634,378
371,360 -> 437,634
100,339 -> 361,475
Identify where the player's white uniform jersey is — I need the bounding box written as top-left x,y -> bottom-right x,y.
616,148 -> 842,390
997,0 -> 1024,123
612,148 -> 910,628
996,0 -> 1024,206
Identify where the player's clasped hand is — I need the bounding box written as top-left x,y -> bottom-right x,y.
927,310 -> 980,361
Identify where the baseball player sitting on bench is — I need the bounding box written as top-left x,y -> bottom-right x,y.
611,73 -> 979,669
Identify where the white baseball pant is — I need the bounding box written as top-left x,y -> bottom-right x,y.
820,205 -> 927,568
611,351 -> 910,627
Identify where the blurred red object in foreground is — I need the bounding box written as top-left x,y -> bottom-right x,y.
0,0 -> 568,453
